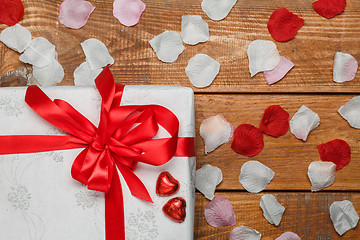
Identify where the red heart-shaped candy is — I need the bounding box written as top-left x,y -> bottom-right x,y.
156,171 -> 180,196
162,197 -> 186,223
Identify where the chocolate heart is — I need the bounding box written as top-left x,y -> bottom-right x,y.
162,197 -> 186,223
156,171 -> 180,196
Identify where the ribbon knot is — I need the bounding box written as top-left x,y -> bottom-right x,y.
0,66 -> 196,240
91,135 -> 106,151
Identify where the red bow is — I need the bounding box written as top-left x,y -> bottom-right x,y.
0,66 -> 195,240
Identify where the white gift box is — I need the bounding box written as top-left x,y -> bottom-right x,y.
0,85 -> 196,240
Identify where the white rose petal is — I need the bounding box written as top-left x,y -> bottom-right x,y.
185,54 -> 220,88
19,37 -> 56,68
149,31 -> 184,63
181,15 -> 209,45
260,194 -> 285,226
290,105 -> 320,141
229,226 -> 262,240
330,200 -> 359,235
247,40 -> 280,77
201,0 -> 238,21
333,52 -> 358,83
199,115 -> 233,154
81,38 -> 114,70
307,161 -> 336,192
0,24 -> 32,53
32,60 -> 64,86
74,62 -> 102,86
338,96 -> 360,129
239,160 -> 275,193
195,164 -> 223,200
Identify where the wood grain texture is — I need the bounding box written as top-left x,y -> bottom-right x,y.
195,94 -> 360,191
194,192 -> 360,239
1,0 -> 360,92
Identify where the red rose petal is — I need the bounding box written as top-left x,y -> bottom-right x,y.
313,0 -> 346,19
267,8 -> 304,42
231,124 -> 264,157
0,0 -> 24,26
260,105 -> 289,137
317,139 -> 351,170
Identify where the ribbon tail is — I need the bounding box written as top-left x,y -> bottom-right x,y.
105,169 -> 125,240
116,162 -> 153,203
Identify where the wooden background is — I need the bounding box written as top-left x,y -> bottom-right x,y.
1,0 -> 360,239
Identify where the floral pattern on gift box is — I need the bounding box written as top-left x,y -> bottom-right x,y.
126,209 -> 159,240
46,126 -> 68,136
7,185 -> 31,211
74,184 -> 105,236
75,187 -> 98,210
0,96 -> 24,117
1,155 -> 46,240
44,151 -> 64,163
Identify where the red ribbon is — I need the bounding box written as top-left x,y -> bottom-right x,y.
0,66 -> 195,240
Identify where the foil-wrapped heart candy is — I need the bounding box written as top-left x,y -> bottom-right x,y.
156,171 -> 180,196
162,197 -> 186,223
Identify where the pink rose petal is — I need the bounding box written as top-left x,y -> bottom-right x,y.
58,0 -> 95,29
276,232 -> 301,240
113,0 -> 146,27
204,196 -> 236,227
264,56 -> 294,85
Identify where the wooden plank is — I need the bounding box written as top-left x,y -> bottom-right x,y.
1,0 -> 360,92
194,192 -> 360,239
195,94 -> 360,191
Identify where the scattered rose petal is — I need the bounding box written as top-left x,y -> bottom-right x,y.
290,105 -> 320,141
333,52 -> 358,83
58,0 -> 95,29
229,226 -> 262,240
181,15 -> 209,45
330,200 -> 359,235
149,31 -> 184,63
313,0 -> 346,19
338,96 -> 360,129
307,161 -> 336,192
263,56 -> 294,85
0,0 -> 24,26
239,161 -> 275,193
185,54 -> 220,88
201,0 -> 237,21
80,38 -> 114,70
247,40 -> 280,77
267,8 -> 304,42
0,24 -> 31,53
74,62 -> 102,86
260,194 -> 285,226
231,124 -> 264,157
196,164 -> 223,200
204,196 -> 236,227
276,232 -> 301,240
260,105 -> 289,137
200,115 -> 233,154
113,0 -> 145,27
32,60 -> 64,86
318,139 -> 351,170
19,37 -> 56,68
